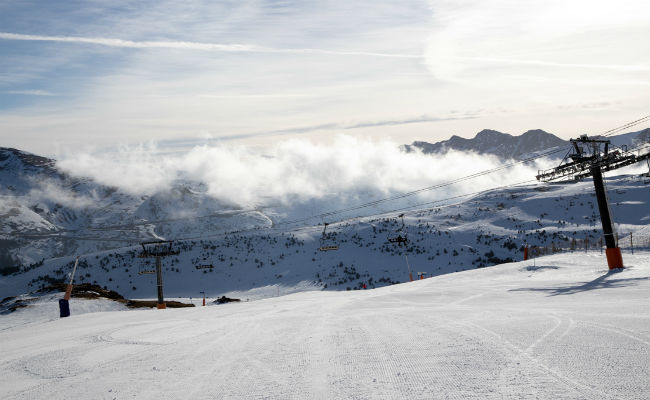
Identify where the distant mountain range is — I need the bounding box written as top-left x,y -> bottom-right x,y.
403,128 -> 650,160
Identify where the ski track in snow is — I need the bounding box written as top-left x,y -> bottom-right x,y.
1,252 -> 649,399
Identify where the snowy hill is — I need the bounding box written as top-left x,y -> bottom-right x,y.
1,251 -> 648,399
1,172 -> 648,302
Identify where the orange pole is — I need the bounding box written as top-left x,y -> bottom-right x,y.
605,248 -> 624,270
64,284 -> 73,301
523,246 -> 528,261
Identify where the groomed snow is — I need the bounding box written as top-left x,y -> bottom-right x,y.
1,251 -> 648,399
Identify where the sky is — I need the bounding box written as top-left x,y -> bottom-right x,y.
0,0 -> 649,156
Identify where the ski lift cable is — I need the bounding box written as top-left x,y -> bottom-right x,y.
35,175 -> 543,264
171,178 -> 539,243
601,115 -> 649,137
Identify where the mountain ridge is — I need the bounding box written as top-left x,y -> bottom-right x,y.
403,128 -> 568,159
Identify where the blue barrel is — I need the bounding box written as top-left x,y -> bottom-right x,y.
59,299 -> 70,318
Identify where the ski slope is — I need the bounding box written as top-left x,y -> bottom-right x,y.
1,251 -> 648,399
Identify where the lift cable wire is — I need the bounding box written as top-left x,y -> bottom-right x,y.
601,115 -> 649,137
31,178 -> 538,244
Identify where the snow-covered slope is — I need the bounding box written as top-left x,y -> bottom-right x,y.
1,251 -> 648,399
1,173 -> 647,302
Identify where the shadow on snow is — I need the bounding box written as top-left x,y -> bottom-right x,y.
509,268 -> 648,296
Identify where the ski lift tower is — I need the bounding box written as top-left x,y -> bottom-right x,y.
138,240 -> 180,309
536,134 -> 650,269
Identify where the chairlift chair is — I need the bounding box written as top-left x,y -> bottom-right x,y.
387,214 -> 409,247
138,263 -> 156,275
319,223 -> 339,251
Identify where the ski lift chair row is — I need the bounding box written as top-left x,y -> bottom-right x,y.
138,266 -> 156,275
319,223 -> 339,251
387,214 -> 409,247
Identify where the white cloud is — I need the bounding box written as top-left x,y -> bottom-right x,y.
55,135 -> 544,209
4,89 -> 56,96
0,0 -> 648,155
0,32 -> 420,58
425,0 -> 650,84
27,179 -> 97,209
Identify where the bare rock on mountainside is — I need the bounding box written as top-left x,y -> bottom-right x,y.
404,129 -> 568,159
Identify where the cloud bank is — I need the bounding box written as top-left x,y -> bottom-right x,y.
56,136 -> 543,211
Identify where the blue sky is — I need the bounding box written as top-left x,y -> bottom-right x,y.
1,0 -> 648,155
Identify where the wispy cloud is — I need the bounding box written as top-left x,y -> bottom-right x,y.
0,0 -> 648,154
154,114 -> 477,149
4,89 -> 56,96
0,32 -> 421,59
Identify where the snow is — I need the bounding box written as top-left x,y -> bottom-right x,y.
1,251 -> 648,399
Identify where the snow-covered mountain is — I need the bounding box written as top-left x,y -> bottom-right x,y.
1,171 -> 647,301
403,129 -> 567,159
0,147 -> 271,265
403,128 -> 650,160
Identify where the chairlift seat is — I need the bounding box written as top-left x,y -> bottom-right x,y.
319,245 -> 339,251
139,270 -> 156,275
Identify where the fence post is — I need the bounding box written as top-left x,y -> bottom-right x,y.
630,232 -> 634,254
585,236 -> 589,253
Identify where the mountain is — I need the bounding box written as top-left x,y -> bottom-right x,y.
1,171 -> 647,302
405,128 -> 650,160
0,147 -> 271,265
404,129 -> 568,159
